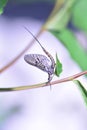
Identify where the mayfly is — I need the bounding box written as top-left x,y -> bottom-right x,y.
24,26 -> 55,84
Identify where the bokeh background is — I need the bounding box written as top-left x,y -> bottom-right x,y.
0,1 -> 87,130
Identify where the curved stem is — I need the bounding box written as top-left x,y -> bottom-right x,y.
52,71 -> 87,85
0,28 -> 43,73
0,70 -> 87,92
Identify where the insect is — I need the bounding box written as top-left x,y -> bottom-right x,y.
24,26 -> 55,84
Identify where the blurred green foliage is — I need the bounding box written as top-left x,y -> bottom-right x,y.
51,29 -> 87,71
72,0 -> 87,31
74,80 -> 87,106
45,0 -> 87,106
0,0 -> 8,14
45,0 -> 87,72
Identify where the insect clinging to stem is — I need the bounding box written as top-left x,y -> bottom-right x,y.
24,26 -> 55,84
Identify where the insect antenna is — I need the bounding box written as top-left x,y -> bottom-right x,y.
23,26 -> 55,83
23,26 -> 43,49
23,26 -> 55,68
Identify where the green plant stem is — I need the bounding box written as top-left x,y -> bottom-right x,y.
0,28 -> 43,73
0,70 -> 87,92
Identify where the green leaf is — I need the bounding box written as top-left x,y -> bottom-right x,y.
72,0 -> 87,31
55,53 -> 62,77
74,80 -> 87,106
50,29 -> 87,71
0,8 -> 3,15
0,0 -> 8,15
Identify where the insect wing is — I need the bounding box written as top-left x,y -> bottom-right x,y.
24,54 -> 51,72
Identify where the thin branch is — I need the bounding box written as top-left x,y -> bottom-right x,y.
0,82 -> 46,92
52,71 -> 87,85
0,28 -> 43,73
0,70 -> 87,92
